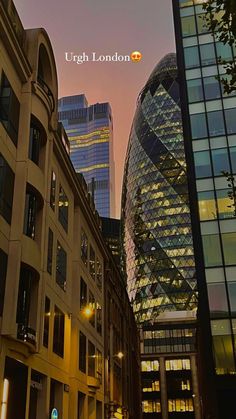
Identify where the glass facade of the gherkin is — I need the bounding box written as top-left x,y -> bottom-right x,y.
121,53 -> 197,325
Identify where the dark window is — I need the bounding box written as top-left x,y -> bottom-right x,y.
187,79 -> 204,103
194,151 -> 212,178
16,265 -> 38,342
81,229 -> 88,266
97,302 -> 102,335
0,249 -> 7,316
43,297 -> 50,348
96,258 -> 102,291
50,171 -> 56,210
89,245 -> 95,281
23,192 -> 37,239
184,46 -> 200,69
0,72 -> 20,145
79,331 -> 86,373
211,148 -> 230,176
58,185 -> 68,232
80,277 -> 87,310
200,43 -> 216,66
190,113 -> 207,139
0,154 -> 15,224
88,341 -> 95,377
53,305 -> 64,357
28,125 -> 41,165
89,291 -> 95,327
47,228 -> 53,274
203,76 -> 221,100
207,111 -> 225,137
56,242 -> 67,291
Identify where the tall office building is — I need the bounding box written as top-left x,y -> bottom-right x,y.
58,95 -> 115,217
121,54 -> 200,418
172,1 -> 236,417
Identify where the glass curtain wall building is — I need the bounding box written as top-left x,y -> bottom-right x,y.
58,95 -> 115,217
121,54 -> 200,418
172,1 -> 236,417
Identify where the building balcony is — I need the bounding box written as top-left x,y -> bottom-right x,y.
17,323 -> 37,348
87,376 -> 100,394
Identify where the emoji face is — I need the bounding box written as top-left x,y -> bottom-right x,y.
131,51 -> 142,63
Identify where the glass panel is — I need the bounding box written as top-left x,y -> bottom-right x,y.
198,190 -> 217,220
53,305 -> 64,358
203,76 -> 221,100
211,320 -> 235,374
56,242 -> 67,290
184,46 -> 200,69
181,16 -> 196,37
225,109 -> 236,135
202,234 -> 222,267
79,331 -> 86,373
228,283 -> 236,315
207,283 -> 228,317
200,43 -> 216,66
187,78 -> 204,102
179,0 -> 193,6
179,0 -> 193,7
81,229 -> 88,266
194,151 -> 212,178
58,185 -> 69,232
0,153 -> 15,224
88,341 -> 95,377
229,147 -> 236,173
216,42 -> 233,62
196,13 -> 208,34
216,189 -> 235,219
222,233 -> 236,265
207,111 -> 225,137
190,113 -> 207,139
211,148 -> 230,176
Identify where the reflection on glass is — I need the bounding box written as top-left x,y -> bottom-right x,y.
184,46 -> 200,69
216,189 -> 235,219
198,190 -> 217,220
194,151 -> 212,178
187,78 -> 204,102
200,43 -> 216,66
207,111 -> 225,137
181,16 -> 196,37
207,282 -> 228,317
211,319 -> 236,374
222,233 -> 236,265
202,234 -> 222,267
203,76 -> 221,100
191,113 -> 207,139
211,148 -> 229,175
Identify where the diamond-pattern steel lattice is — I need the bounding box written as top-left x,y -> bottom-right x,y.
121,53 -> 197,325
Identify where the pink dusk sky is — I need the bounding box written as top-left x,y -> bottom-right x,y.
14,0 -> 175,218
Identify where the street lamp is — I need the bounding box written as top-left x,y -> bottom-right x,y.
81,305 -> 94,319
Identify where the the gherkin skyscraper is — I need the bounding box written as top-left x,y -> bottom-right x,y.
121,54 -> 200,418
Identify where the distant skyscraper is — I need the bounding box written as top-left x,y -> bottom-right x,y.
173,1 -> 236,418
58,95 -> 115,217
121,54 -> 200,418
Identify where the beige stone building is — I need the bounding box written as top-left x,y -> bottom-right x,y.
0,1 -> 141,418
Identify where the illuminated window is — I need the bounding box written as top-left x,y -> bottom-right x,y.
181,380 -> 191,390
216,189 -> 235,219
165,359 -> 191,371
142,400 -> 161,413
211,320 -> 236,374
141,360 -> 159,372
168,398 -> 193,412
